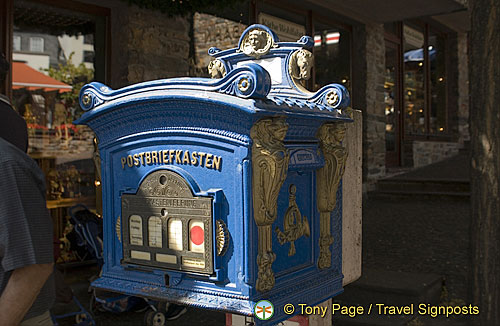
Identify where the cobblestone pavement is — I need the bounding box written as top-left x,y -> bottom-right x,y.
51,264 -> 226,326
362,195 -> 470,302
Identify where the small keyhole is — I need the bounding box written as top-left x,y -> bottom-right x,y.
159,175 -> 167,185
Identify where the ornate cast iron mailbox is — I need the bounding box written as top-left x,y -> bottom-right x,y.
75,25 -> 353,325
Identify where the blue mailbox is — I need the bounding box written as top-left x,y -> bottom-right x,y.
75,24 -> 353,325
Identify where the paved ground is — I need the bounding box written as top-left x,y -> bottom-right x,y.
361,195 -> 471,326
362,195 -> 470,302
51,263 -> 226,325
385,152 -> 470,182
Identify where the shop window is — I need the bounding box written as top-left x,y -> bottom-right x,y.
429,29 -> 447,134
403,23 -> 448,136
29,36 -> 44,52
313,21 -> 351,92
11,0 -> 109,264
403,24 -> 425,134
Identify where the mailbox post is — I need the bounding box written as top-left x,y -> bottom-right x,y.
76,24 -> 356,325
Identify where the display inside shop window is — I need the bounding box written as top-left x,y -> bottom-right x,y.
44,161 -> 95,200
429,29 -> 447,134
12,0 -> 108,268
12,8 -> 98,204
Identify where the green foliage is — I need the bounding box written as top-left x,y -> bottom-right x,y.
121,0 -> 243,16
45,53 -> 94,110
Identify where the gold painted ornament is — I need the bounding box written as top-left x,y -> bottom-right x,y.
250,117 -> 289,292
316,122 -> 348,269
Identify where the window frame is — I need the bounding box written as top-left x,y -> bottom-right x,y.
29,36 -> 44,53
402,21 -> 450,140
83,50 -> 95,63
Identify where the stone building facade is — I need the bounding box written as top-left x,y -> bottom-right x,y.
126,8 -> 190,84
1,0 -> 470,189
352,24 -> 387,185
192,12 -> 246,74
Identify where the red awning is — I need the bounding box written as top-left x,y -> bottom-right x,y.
12,61 -> 72,93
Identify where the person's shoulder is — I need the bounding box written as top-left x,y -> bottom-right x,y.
0,138 -> 37,171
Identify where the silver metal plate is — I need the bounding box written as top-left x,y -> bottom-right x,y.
121,170 -> 214,274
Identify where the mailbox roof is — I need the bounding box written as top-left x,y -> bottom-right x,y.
76,24 -> 352,126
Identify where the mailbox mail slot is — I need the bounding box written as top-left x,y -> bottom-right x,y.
75,24 -> 353,325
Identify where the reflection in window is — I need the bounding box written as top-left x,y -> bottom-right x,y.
12,3 -> 99,211
129,215 -> 143,246
168,218 -> 183,251
313,22 -> 351,92
84,34 -> 94,45
403,24 -> 425,134
429,29 -> 446,134
148,216 -> 162,248
10,0 -> 107,250
83,50 -> 94,63
13,35 -> 21,51
29,37 -> 44,52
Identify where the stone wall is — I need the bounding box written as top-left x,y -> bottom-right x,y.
412,141 -> 460,168
352,23 -> 386,189
78,0 -> 190,87
192,12 -> 247,76
126,7 -> 190,84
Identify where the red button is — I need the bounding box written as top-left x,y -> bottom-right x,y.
190,225 -> 204,246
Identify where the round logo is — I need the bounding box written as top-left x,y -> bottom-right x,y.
254,300 -> 274,321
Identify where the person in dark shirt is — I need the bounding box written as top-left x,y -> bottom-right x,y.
0,53 -> 55,325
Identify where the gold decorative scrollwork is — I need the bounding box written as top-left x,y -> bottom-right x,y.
82,94 -> 91,106
116,215 -> 121,242
251,117 -> 289,292
208,59 -> 226,79
316,122 -> 348,269
238,77 -> 251,92
326,91 -> 340,107
216,220 -> 229,256
275,184 -> 310,256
